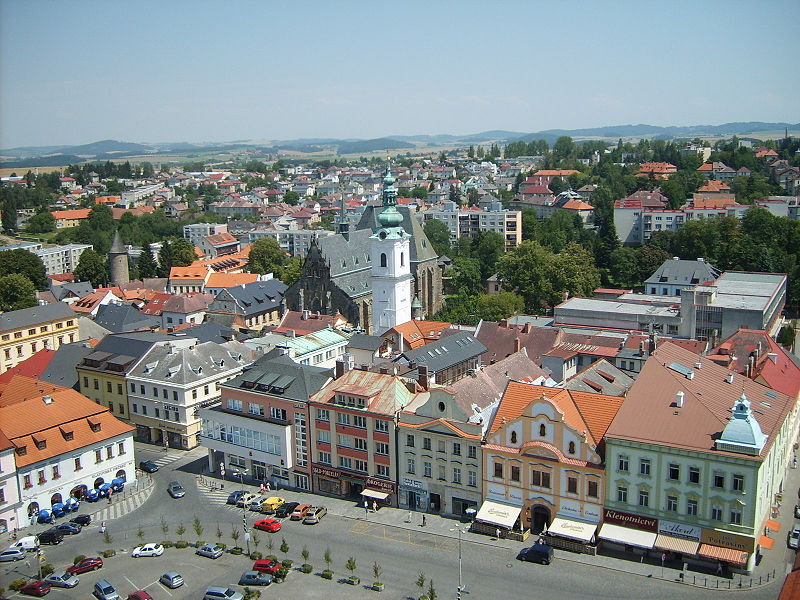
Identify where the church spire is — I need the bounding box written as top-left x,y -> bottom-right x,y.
382,164 -> 397,207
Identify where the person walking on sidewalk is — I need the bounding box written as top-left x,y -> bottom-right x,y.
407,511 -> 412,523
372,500 -> 377,513
422,514 -> 427,527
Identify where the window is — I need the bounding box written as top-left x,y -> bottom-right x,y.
354,437 -> 368,451
23,474 -> 32,488
317,408 -> 329,421
95,449 -> 102,463
192,389 -> 198,400
118,404 -> 124,414
567,476 -> 578,494
93,379 -> 99,390
668,464 -> 680,481
407,458 -> 416,474
468,445 -> 477,459
587,480 -> 598,498
711,506 -> 723,521
531,470 -> 551,489
375,420 -> 388,432
117,383 -> 123,395
730,508 -> 742,525
424,461 -> 432,477
227,398 -> 242,411
494,462 -> 503,478
732,474 -> 744,492
248,403 -> 264,416
375,442 -> 389,455
204,385 -> 210,395
106,446 -> 113,459
106,381 -> 112,393
353,415 -> 367,428
468,470 -> 477,487
337,413 -> 351,426
318,451 -> 331,464
140,385 -> 145,394
539,424 -> 546,437
638,489 -> 649,507
355,459 -> 367,472
438,440 -> 446,452
406,434 -> 415,447
617,486 -> 628,503
423,437 -> 431,450
376,464 -> 390,478
317,430 -> 330,444
74,457 -> 82,471
639,459 -> 651,476
142,405 -> 147,415
618,455 -> 629,472
667,495 -> 678,512
380,253 -> 387,267
453,467 -> 462,484
339,456 -> 352,469
568,441 -> 575,455
118,442 -> 125,455
132,403 -> 138,413
52,465 -> 60,479
713,473 -> 725,488
155,408 -> 160,418
438,465 -> 446,480
152,387 -> 158,397
510,431 -> 517,444
337,434 -> 353,448
453,442 -> 461,456
510,465 -> 520,482
689,467 -> 700,484
687,498 -> 698,516
162,389 -> 167,399
173,391 -> 178,401
270,407 -> 287,421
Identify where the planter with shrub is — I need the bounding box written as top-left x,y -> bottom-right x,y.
373,582 -> 385,591
230,546 -> 244,555
161,541 -> 174,548
275,566 -> 289,582
321,570 -> 334,580
101,549 -> 116,558
265,554 -> 277,562
249,551 -> 262,560
281,559 -> 293,568
9,580 -> 27,592
73,555 -> 86,565
347,575 -> 360,585
41,563 -> 55,577
175,541 -> 189,549
300,563 -> 313,574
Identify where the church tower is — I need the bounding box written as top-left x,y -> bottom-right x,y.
371,166 -> 412,335
108,230 -> 130,287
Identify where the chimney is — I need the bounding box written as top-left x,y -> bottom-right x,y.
726,372 -> 735,384
747,355 -> 755,378
639,340 -> 646,355
499,319 -> 508,329
302,310 -> 310,320
513,337 -> 522,353
522,322 -> 531,334
335,359 -> 345,378
417,365 -> 429,390
379,367 -> 389,375
675,391 -> 684,407
649,332 -> 658,353
686,371 -> 694,380
673,256 -> 680,261
695,362 -> 702,370
562,290 -> 569,302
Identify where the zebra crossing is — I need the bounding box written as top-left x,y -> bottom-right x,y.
91,482 -> 154,523
147,453 -> 184,469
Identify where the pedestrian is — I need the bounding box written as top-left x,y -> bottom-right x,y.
259,483 -> 265,494
422,514 -> 427,527
372,500 -> 377,513
716,562 -> 723,576
265,481 -> 271,492
100,521 -> 106,534
407,511 -> 412,523
495,528 -> 500,540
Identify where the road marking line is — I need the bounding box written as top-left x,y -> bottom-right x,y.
124,575 -> 139,590
143,581 -> 172,596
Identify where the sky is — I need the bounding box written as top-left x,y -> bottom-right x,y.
1,0 -> 798,149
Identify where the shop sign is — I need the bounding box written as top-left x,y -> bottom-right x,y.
700,528 -> 755,553
402,477 -> 424,489
583,503 -> 602,521
366,477 -> 396,493
658,520 -> 701,541
602,508 -> 658,532
312,465 -> 340,479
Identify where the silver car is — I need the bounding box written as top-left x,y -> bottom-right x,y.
0,548 -> 25,562
196,543 -> 224,559
44,571 -> 79,588
203,586 -> 243,600
159,571 -> 184,588
303,505 -> 327,524
788,525 -> 800,549
167,481 -> 185,498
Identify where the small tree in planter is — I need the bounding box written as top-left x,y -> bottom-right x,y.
266,535 -> 274,555
192,515 -> 204,543
176,522 -> 187,543
345,556 -> 359,585
215,523 -> 223,546
300,546 -> 311,573
322,547 -> 333,579
103,529 -> 113,545
279,537 -> 291,567
230,526 -> 242,554
251,531 -> 261,555
41,563 -> 55,577
372,561 -> 383,591
160,515 -> 169,538
415,572 -> 426,599
243,588 -> 261,600
136,525 -> 144,543
427,580 -> 438,600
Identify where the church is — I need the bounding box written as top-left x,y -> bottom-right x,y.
285,167 -> 443,334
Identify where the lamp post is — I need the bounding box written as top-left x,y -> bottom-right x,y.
234,469 -> 250,556
449,526 -> 467,598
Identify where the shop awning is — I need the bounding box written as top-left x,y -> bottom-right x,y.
361,489 -> 389,500
765,519 -> 780,532
654,534 -> 699,555
759,535 -> 775,550
698,543 -> 749,565
475,500 -> 522,529
548,517 -> 597,543
598,523 -> 656,549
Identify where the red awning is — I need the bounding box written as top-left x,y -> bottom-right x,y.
698,543 -> 749,565
765,519 -> 780,532
759,535 -> 775,550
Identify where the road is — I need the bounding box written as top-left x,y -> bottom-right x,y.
2,444 -> 784,599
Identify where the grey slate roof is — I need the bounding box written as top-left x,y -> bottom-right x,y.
51,282 -> 94,301
223,349 -> 334,403
94,303 -> 160,333
174,321 -> 238,344
39,340 -> 96,389
317,228 -> 373,278
644,258 -> 720,287
209,279 -> 288,317
89,331 -> 177,367
563,358 -> 635,396
347,334 -> 382,352
0,302 -> 75,331
130,340 -> 252,385
356,203 -> 438,264
395,330 -> 487,373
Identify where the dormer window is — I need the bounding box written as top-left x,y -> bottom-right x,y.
60,427 -> 73,441
510,431 -> 517,444
539,424 -> 546,437
88,419 -> 101,433
17,445 -> 27,456
568,441 -> 576,454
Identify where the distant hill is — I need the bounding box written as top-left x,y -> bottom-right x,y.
0,154 -> 83,168
60,139 -> 155,156
336,138 -> 414,154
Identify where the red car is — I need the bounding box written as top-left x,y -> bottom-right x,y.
253,518 -> 282,532
127,592 -> 154,600
66,556 -> 103,574
252,558 -> 281,575
20,580 -> 51,596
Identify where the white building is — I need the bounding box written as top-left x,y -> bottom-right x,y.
422,201 -> 523,250
183,223 -> 228,247
32,244 -> 93,276
0,431 -> 20,534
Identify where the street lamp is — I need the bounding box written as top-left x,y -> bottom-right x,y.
449,526 -> 467,598
233,469 -> 250,556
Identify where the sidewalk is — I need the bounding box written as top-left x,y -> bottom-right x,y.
196,473 -> 783,592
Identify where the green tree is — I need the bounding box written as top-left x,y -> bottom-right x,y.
158,241 -> 175,277
2,197 -> 17,232
25,211 -> 56,233
0,249 -> 48,290
345,556 -> 357,579
448,185 -> 460,204
451,257 -> 482,296
176,523 -> 186,541
0,274 -> 37,311
74,249 -> 108,287
473,291 -> 524,321
473,231 -> 505,280
607,247 -> 639,288
136,243 -> 159,279
777,324 -> 795,349
281,256 -> 303,287
171,237 -> 196,266
248,237 -> 288,277
283,191 -> 300,205
553,136 -> 576,160
423,219 -> 451,257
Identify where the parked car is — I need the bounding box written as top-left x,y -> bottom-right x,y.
66,556 -> 103,574
44,572 -> 79,588
517,542 -> 554,565
259,496 -> 285,514
92,579 -> 120,600
39,530 -> 64,545
126,592 -> 153,600
131,543 -> 164,558
252,558 -> 281,575
196,544 -> 224,559
159,572 -> 184,589
19,580 -> 50,597
290,503 -> 312,520
167,482 -> 185,499
203,586 -> 243,600
139,460 -> 159,473
70,514 -> 92,526
9,535 -> 39,552
238,570 -> 273,586
247,496 -> 266,511
788,525 -> 800,550
0,548 -> 26,562
54,522 -> 81,535
253,518 -> 282,532
303,505 -> 327,525
236,493 -> 258,508
275,501 -> 300,518
226,490 -> 247,505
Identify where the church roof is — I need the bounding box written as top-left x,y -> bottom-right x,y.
355,202 -> 438,264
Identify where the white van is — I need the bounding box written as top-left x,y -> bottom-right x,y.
9,535 -> 39,552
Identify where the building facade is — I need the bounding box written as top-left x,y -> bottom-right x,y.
31,244 -> 92,276
422,201 -> 522,250
0,303 -> 79,374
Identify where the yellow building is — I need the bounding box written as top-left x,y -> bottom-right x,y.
0,303 -> 78,373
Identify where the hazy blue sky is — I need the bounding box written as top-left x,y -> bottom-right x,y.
1,0 -> 798,148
